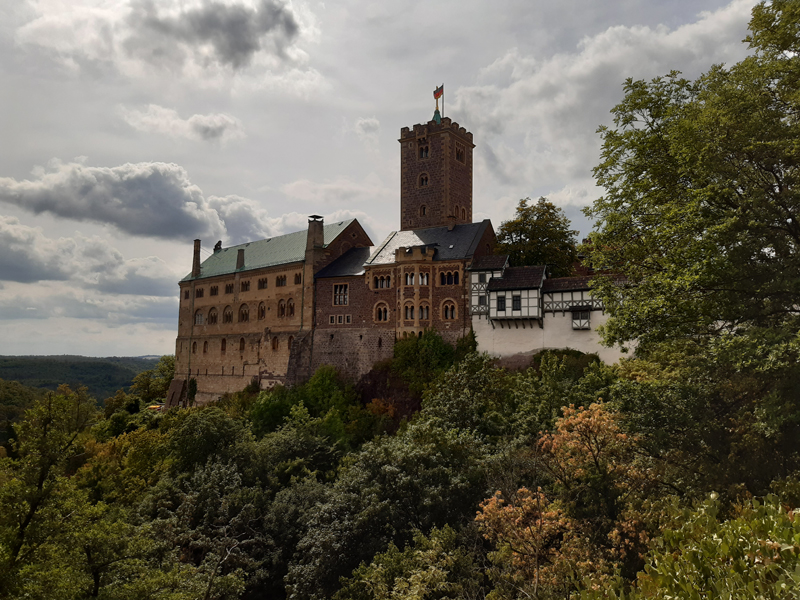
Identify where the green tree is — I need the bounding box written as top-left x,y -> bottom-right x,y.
584,1 -> 800,349
496,197 -> 577,276
130,355 -> 175,405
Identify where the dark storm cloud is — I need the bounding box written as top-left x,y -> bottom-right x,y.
125,0 -> 300,69
0,217 -> 176,295
0,160 -> 225,241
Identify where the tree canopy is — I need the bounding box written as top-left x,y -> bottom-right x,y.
496,197 -> 578,276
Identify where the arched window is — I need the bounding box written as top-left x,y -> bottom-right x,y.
440,272 -> 446,285
453,272 -> 459,285
207,308 -> 218,325
443,302 -> 457,320
404,305 -> 414,320
420,205 -> 427,217
192,341 -> 197,354
374,276 -> 379,288
461,207 -> 467,220
194,310 -> 203,325
272,337 -> 279,351
376,304 -> 388,322
223,306 -> 233,323
278,300 -> 286,317
239,337 -> 245,353
405,273 -> 414,285
420,305 -> 430,320
386,275 -> 391,287
447,272 -> 453,285
454,205 -> 460,219
420,273 -> 428,285
419,145 -> 429,158
419,173 -> 428,187
258,302 -> 266,320
203,341 -> 208,353
221,339 -> 226,353
239,304 -> 249,322
288,299 -> 295,317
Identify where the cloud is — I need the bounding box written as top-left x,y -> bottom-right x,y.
281,173 -> 394,206
124,0 -> 299,70
0,216 -> 177,295
120,104 -> 245,143
207,194 -> 280,244
454,0 -> 755,206
354,117 -> 380,148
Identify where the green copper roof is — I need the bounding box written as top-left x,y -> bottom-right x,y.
432,108 -> 441,124
182,219 -> 355,281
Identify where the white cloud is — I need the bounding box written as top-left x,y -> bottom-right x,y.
120,104 -> 246,143
281,173 -> 394,206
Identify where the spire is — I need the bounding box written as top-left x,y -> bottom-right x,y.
432,108 -> 441,124
432,84 -> 443,124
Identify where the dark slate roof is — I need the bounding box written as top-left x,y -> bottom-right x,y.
542,276 -> 594,292
366,220 -> 492,265
182,220 -> 355,281
315,246 -> 375,278
470,255 -> 509,270
487,266 -> 546,291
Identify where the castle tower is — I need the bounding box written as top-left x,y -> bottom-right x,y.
399,114 -> 474,231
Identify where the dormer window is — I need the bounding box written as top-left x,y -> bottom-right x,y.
419,174 -> 429,187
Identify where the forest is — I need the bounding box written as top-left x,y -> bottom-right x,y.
2,2 -> 800,598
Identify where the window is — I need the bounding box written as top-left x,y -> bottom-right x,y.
287,298 -> 295,317
276,275 -> 287,287
194,310 -> 203,325
405,272 -> 414,285
239,337 -> 245,353
404,305 -> 414,320
478,273 -> 486,283
184,290 -> 190,300
454,272 -> 459,285
192,342 -> 197,354
440,272 -> 446,285
337,315 -> 344,324
346,315 -> 352,324
447,272 -> 453,285
203,341 -> 208,354
294,273 -> 302,284
221,339 -> 226,353
419,174 -> 429,187
455,143 -> 465,163
376,304 -> 388,322
239,304 -> 249,322
208,308 -> 218,324
210,286 -> 218,296
497,296 -> 506,312
329,315 -> 335,324
461,207 -> 467,220
478,295 -> 486,306
258,278 -> 268,290
225,283 -> 234,294
419,145 -> 429,158
512,295 -> 521,311
240,280 -> 250,292
279,300 -> 286,317
258,302 -> 266,320
420,305 -> 430,320
443,302 -> 456,320
223,306 -> 233,323
420,205 -> 427,217
333,284 -> 348,305
572,310 -> 591,330
420,273 -> 429,285
195,288 -> 204,298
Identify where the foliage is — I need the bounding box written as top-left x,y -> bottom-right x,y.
495,197 -> 578,276
0,378 -> 44,446
584,2 -> 800,349
391,330 -> 456,397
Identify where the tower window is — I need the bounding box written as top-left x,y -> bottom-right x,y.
420,205 -> 427,217
419,174 -> 429,187
419,145 -> 429,159
455,143 -> 466,163
461,207 -> 467,220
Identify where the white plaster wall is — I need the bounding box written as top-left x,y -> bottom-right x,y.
473,315 -> 545,357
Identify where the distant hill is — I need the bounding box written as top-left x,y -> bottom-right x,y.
0,356 -> 161,401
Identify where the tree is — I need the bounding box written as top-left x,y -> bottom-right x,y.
584,1 -> 800,349
130,355 -> 175,405
496,197 -> 577,276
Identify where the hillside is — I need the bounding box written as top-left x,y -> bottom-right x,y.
0,355 -> 160,401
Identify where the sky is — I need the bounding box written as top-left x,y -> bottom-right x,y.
0,0 -> 759,356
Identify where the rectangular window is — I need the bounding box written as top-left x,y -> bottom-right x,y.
294,273 -> 302,284
337,315 -> 343,324
346,315 -> 352,324
195,288 -> 204,298
241,281 -> 250,292
184,290 -> 190,300
258,278 -> 268,290
497,296 -> 506,312
225,283 -> 234,294
512,295 -> 521,311
333,284 -> 348,305
572,310 -> 591,330
210,286 -> 218,296
478,295 -> 486,306
478,273 -> 486,283
329,315 -> 335,325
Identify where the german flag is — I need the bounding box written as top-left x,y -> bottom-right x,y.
433,84 -> 444,99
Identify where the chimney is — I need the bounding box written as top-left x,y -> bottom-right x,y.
236,248 -> 245,270
306,215 -> 324,251
214,240 -> 222,253
192,239 -> 201,277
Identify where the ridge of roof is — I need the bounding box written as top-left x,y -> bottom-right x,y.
367,221 -> 491,265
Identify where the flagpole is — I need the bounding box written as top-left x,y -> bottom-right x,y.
442,83 -> 445,118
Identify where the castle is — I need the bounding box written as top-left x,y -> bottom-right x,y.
171,110 -> 623,406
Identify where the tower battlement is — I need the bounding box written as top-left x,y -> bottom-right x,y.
399,117 -> 473,143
